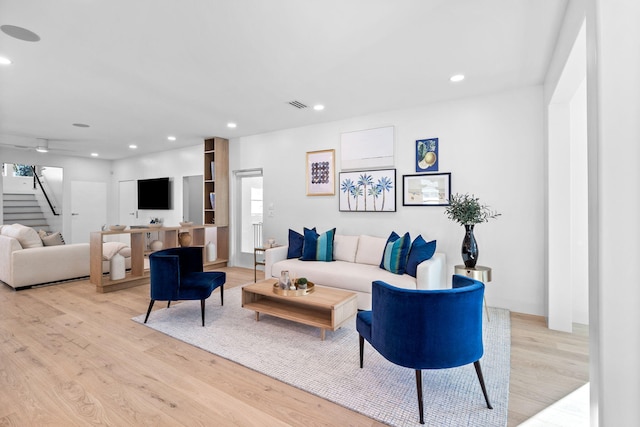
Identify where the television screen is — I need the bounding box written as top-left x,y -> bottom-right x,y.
137,177 -> 171,210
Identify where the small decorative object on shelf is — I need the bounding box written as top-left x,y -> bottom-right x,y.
149,240 -> 163,251
210,161 -> 215,181
149,217 -> 163,228
179,221 -> 193,226
209,193 -> 216,210
444,193 -> 501,268
206,241 -> 217,261
178,232 -> 192,247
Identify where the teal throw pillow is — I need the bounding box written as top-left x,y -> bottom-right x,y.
405,235 -> 437,277
300,227 -> 336,261
380,231 -> 411,274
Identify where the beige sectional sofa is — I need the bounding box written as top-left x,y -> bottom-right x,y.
0,224 -> 130,290
264,233 -> 447,310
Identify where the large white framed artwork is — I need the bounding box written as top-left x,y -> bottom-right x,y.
340,126 -> 394,170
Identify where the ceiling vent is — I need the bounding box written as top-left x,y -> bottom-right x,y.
288,100 -> 308,109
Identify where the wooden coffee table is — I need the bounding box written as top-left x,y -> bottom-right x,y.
241,279 -> 358,340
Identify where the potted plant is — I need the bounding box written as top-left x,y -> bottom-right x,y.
444,193 -> 500,268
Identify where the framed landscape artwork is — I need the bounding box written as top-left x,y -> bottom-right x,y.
339,169 -> 396,212
306,149 -> 335,196
402,172 -> 451,206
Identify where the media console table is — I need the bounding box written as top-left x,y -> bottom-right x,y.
89,225 -> 226,293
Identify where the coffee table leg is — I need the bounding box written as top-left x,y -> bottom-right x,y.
255,312 -> 260,321
320,328 -> 326,341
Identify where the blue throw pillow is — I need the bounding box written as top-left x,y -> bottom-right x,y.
380,231 -> 411,275
300,227 -> 335,261
287,229 -> 305,259
405,235 -> 437,277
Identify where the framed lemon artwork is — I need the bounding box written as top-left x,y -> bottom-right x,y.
416,138 -> 438,172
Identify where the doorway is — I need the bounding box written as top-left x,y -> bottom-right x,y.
232,169 -> 263,268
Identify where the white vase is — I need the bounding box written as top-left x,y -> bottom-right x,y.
110,253 -> 125,280
150,240 -> 163,251
206,241 -> 217,261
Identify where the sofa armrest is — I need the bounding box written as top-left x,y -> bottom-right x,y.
264,246 -> 288,279
415,252 -> 448,290
0,235 -> 23,285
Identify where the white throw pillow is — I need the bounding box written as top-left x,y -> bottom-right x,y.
355,235 -> 387,266
39,231 -> 66,246
4,224 -> 43,249
333,235 -> 359,263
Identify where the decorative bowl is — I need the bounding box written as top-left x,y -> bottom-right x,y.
109,225 -> 127,231
149,223 -> 163,228
272,282 -> 315,296
179,221 -> 194,227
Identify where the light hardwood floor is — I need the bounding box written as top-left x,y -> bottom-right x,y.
0,267 -> 588,426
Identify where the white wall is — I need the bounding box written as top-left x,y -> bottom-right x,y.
110,144 -> 202,227
231,86 -> 546,315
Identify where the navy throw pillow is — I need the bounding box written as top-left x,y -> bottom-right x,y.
405,235 -> 437,277
287,228 -> 309,259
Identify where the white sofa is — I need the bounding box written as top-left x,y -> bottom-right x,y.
0,224 -> 130,290
264,234 -> 447,310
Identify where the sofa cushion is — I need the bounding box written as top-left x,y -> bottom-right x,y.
380,231 -> 411,275
287,229 -> 305,259
355,235 -> 387,266
300,227 -> 335,262
334,234 -> 359,262
39,230 -> 66,246
4,224 -> 43,249
406,235 -> 437,277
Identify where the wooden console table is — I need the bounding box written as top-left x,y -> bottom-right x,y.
90,225 -> 226,293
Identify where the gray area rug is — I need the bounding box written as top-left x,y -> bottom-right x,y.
133,286 -> 510,426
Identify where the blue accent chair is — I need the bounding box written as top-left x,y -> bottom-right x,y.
356,276 -> 492,424
144,246 -> 226,327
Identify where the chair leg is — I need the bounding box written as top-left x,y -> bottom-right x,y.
220,284 -> 224,306
473,360 -> 493,409
144,300 -> 155,323
415,369 -> 424,424
201,299 -> 206,327
358,335 -> 364,368
167,301 -> 171,308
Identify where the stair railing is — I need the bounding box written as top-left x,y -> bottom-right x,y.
31,166 -> 60,216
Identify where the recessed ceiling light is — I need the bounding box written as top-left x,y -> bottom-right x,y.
227,122 -> 237,128
90,153 -> 99,157
73,123 -> 90,128
450,74 -> 465,82
167,136 -> 176,141
129,144 -> 137,149
1,25 -> 41,42
0,56 -> 12,65
36,147 -> 48,153
313,104 -> 325,111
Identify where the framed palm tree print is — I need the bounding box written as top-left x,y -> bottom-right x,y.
339,169 -> 396,212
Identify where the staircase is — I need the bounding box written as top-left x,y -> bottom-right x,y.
2,193 -> 51,232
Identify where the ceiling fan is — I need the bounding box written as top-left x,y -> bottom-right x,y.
0,138 -> 75,154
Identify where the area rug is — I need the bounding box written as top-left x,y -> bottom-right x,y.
133,286 -> 510,426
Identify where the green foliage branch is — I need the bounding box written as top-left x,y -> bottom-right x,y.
444,193 -> 501,225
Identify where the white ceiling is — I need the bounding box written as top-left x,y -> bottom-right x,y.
0,0 -> 568,160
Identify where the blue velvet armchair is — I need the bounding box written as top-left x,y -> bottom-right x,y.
144,246 -> 226,326
356,275 -> 492,424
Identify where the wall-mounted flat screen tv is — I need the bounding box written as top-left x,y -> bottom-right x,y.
137,177 -> 171,210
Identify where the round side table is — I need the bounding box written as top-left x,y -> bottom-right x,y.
454,265 -> 492,321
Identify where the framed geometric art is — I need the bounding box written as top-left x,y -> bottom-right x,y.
402,172 -> 451,206
306,149 -> 335,196
339,169 -> 396,212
